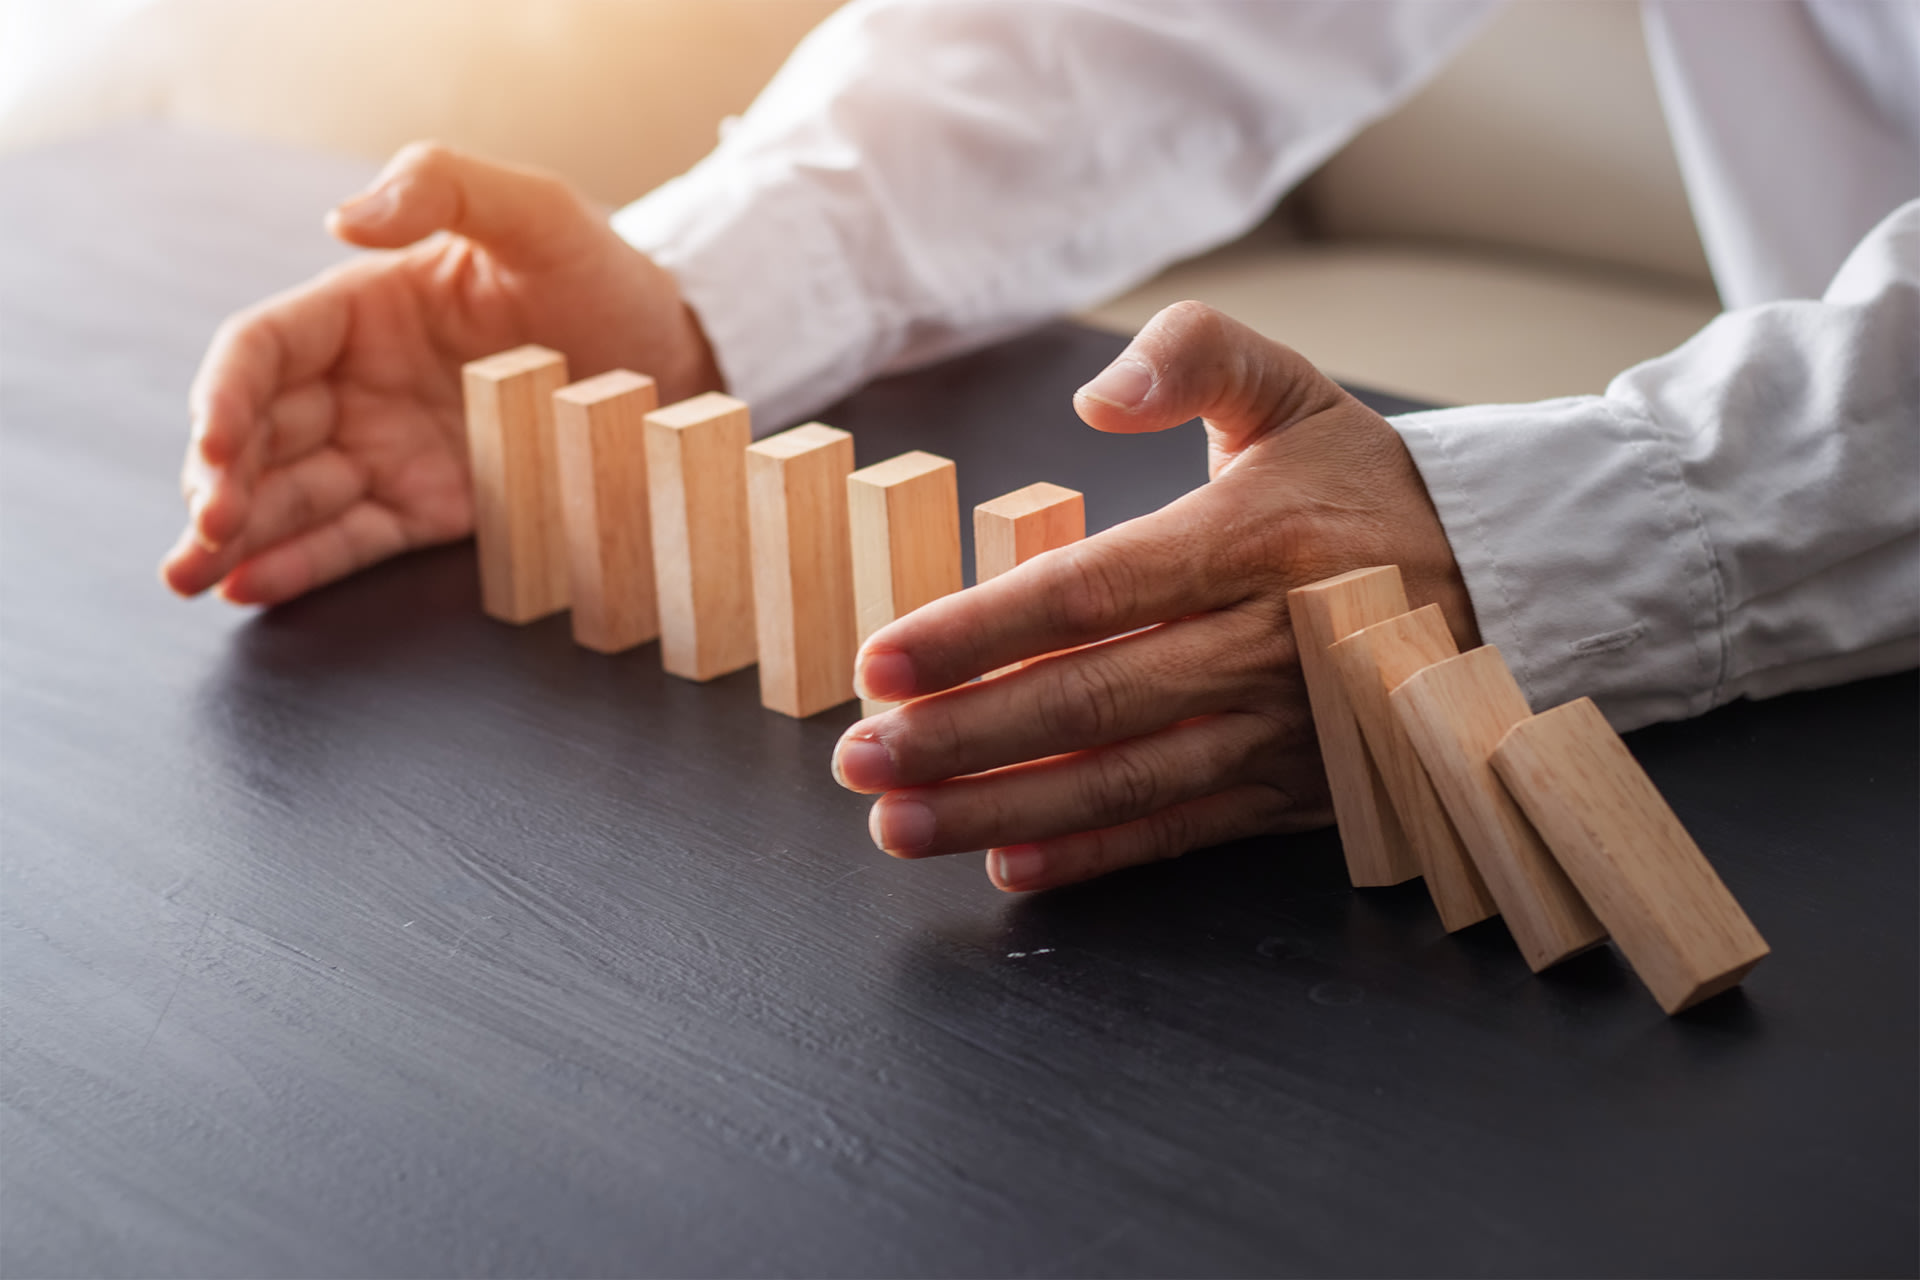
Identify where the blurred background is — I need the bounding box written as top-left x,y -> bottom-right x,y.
0,0 -> 1723,407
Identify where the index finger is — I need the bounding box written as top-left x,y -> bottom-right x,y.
855,484 -> 1251,702
189,263 -> 359,468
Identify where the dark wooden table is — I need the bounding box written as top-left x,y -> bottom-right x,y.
2,126 -> 1915,1279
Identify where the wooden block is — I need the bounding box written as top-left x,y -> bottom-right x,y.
553,370 -> 659,654
1492,698 -> 1769,1013
974,481 -> 1085,677
1329,605 -> 1498,932
461,345 -> 571,623
1286,567 -> 1421,887
848,451 -> 961,716
1390,646 -> 1607,971
973,482 -> 1085,581
746,423 -> 858,718
642,392 -> 757,682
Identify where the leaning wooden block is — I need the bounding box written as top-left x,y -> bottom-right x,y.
1330,604 -> 1498,932
1390,646 -> 1606,971
974,482 -> 1085,581
553,370 -> 659,654
974,481 -> 1085,677
462,345 -> 571,623
1492,698 -> 1769,1013
746,423 -> 858,718
848,451 -> 962,716
643,392 -> 757,682
1286,567 -> 1421,888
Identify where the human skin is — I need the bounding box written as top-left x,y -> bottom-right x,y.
830,301 -> 1479,892
160,142 -> 720,605
159,149 -> 1474,897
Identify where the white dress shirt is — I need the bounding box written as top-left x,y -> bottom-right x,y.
613,0 -> 1920,729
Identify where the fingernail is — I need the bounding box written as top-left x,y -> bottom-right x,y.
871,794 -> 935,856
855,649 -> 915,701
1076,356 -> 1153,411
832,734 -> 895,791
337,182 -> 399,226
989,846 -> 1045,889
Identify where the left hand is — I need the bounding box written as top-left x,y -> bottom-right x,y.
830,301 -> 1479,892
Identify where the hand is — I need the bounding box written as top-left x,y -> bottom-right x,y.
831,301 -> 1479,892
161,142 -> 722,605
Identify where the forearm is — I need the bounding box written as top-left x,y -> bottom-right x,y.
1394,200 -> 1920,729
614,0 -> 1495,429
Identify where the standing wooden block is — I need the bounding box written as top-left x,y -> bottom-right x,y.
848,451 -> 961,716
974,481 -> 1085,678
643,392 -> 757,682
746,423 -> 858,718
461,345 -> 571,623
553,370 -> 659,654
1286,567 -> 1421,888
1492,698 -> 1769,1013
1390,646 -> 1606,971
1329,605 -> 1498,932
973,482 -> 1085,581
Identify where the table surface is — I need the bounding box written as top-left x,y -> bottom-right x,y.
2,126 -> 1915,1280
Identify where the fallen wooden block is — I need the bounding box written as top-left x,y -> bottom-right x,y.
1391,645 -> 1606,970
848,451 -> 962,716
643,392 -> 757,682
1286,567 -> 1422,888
553,370 -> 659,654
1492,697 -> 1769,1013
461,345 -> 571,624
1330,604 -> 1498,932
746,423 -> 859,719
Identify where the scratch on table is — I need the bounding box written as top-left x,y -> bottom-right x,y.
447,913 -> 499,959
822,863 -> 871,891
142,911 -> 210,1052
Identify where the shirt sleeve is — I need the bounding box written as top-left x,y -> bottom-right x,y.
1391,199 -> 1920,731
611,0 -> 1496,431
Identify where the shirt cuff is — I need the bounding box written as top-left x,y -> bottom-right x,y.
612,155 -> 878,435
1389,397 -> 1726,731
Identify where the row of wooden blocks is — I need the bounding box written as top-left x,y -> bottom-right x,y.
1288,566 -> 1769,1014
461,345 -> 1086,719
466,345 -> 1765,1015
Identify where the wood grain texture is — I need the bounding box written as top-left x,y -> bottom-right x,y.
1330,605 -> 1497,932
1493,698 -> 1770,1013
1286,567 -> 1422,887
553,370 -> 660,654
643,392 -> 757,682
6,128 -> 1917,1280
974,481 -> 1085,678
1391,646 -> 1607,971
848,451 -> 961,716
973,482 -> 1085,581
462,345 -> 571,624
746,423 -> 858,718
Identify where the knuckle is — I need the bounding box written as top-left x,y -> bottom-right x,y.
393,139 -> 455,178
1157,298 -> 1225,341
1048,542 -> 1133,638
286,474 -> 316,531
1143,803 -> 1198,863
889,693 -> 969,781
1084,744 -> 1163,826
1038,657 -> 1130,745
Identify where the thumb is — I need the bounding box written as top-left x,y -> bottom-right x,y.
1073,300 -> 1347,468
325,141 -> 597,268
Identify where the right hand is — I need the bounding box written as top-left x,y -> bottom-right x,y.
161,142 -> 722,605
